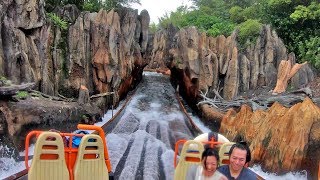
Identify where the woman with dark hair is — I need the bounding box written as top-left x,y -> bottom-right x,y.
187,148 -> 228,180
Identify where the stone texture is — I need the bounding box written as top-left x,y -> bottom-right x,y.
150,24 -> 313,101
7,0 -> 45,29
0,3 -> 150,144
219,98 -> 320,178
223,47 -> 239,100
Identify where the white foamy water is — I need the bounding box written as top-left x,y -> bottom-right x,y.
0,143 -> 35,179
105,72 -> 195,179
250,165 -> 308,180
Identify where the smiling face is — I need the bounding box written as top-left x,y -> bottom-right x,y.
202,156 -> 218,176
229,147 -> 247,172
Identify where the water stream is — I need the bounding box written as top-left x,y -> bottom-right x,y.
105,72 -> 198,179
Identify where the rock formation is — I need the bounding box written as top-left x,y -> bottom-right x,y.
273,54 -> 314,95
219,98 -> 320,178
0,1 -> 150,143
150,25 -> 314,102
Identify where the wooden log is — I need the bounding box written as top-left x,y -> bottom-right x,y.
90,92 -> 114,99
198,88 -> 315,112
272,60 -> 307,94
0,83 -> 36,96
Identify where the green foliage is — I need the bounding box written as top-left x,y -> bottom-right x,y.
238,19 -> 262,47
0,76 -> 11,86
15,91 -> 29,100
229,6 -> 244,23
46,13 -> 68,30
159,7 -> 235,37
83,0 -> 104,12
207,21 -> 235,37
171,0 -> 319,70
104,0 -> 141,10
298,36 -> 320,68
242,6 -> 259,20
46,0 -> 140,13
149,22 -> 158,34
290,2 -> 320,22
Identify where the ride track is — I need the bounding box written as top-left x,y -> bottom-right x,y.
4,72 -> 203,180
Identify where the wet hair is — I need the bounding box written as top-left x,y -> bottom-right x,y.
229,142 -> 251,163
202,148 -> 220,169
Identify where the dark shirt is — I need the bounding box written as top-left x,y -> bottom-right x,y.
218,165 -> 257,180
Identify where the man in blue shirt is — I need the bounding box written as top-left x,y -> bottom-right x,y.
218,143 -> 257,180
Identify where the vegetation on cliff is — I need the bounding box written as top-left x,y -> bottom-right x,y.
45,0 -> 141,12
158,0 -> 320,69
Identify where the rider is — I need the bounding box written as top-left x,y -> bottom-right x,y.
218,142 -> 256,180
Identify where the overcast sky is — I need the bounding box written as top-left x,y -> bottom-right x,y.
131,0 -> 192,24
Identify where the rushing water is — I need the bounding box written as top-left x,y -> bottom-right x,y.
105,72 -> 198,179
0,72 -> 308,179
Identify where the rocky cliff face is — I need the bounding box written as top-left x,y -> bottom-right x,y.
0,1 -> 149,141
219,98 -> 320,178
150,25 -> 314,101
0,2 -> 149,99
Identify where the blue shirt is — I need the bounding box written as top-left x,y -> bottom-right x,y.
218,165 -> 257,180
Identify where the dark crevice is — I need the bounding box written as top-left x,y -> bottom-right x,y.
145,120 -> 151,133
158,147 -> 165,180
18,27 -> 37,36
168,130 -> 176,150
114,138 -> 134,179
156,122 -> 161,140
134,137 -> 147,180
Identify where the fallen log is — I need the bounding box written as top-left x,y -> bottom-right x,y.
28,90 -> 75,102
198,88 -> 317,112
90,92 -> 114,99
0,83 -> 36,96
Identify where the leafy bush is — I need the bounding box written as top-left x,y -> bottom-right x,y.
298,36 -> 320,68
46,13 -> 68,30
149,23 -> 158,34
207,21 -> 235,37
238,19 -> 262,48
16,91 -> 29,100
229,6 -> 244,23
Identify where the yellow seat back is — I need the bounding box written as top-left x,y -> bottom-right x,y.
174,140 -> 204,180
28,132 -> 69,180
219,142 -> 235,165
74,134 -> 108,180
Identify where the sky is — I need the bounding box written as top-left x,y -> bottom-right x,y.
131,0 -> 193,24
